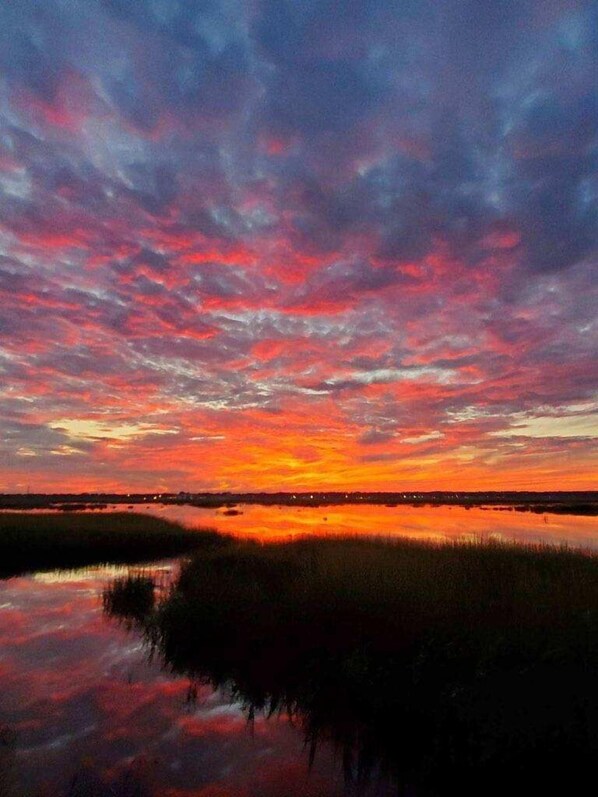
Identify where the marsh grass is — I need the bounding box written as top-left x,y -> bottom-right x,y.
102,573 -> 156,625
0,512 -> 227,577
106,536 -> 598,795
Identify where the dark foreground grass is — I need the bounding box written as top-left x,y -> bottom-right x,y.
106,536 -> 598,796
102,573 -> 156,625
0,512 -> 226,577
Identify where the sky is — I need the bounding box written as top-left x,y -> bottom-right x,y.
0,0 -> 596,493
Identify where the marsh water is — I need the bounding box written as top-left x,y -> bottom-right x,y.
1,504 -> 598,796
141,501 -> 598,548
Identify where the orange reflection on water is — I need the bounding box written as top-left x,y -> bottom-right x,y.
145,503 -> 598,549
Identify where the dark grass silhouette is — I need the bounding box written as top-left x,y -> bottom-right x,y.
102,573 -> 156,624
0,512 -> 227,577
105,536 -> 598,796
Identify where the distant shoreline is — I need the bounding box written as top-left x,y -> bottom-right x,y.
1,490 -> 597,515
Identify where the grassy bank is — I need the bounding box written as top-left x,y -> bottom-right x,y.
106,536 -> 598,796
0,512 -> 226,577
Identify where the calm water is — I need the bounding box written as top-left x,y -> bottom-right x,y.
143,501 -> 598,548
1,504 -> 597,795
0,562 -> 352,797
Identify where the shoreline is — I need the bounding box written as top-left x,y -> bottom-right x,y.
1,490 -> 597,515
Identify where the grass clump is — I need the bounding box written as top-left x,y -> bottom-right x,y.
0,512 -> 227,577
102,573 -> 156,624
105,536 -> 598,796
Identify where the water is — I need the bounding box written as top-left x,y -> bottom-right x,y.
1,504 -> 597,795
142,501 -> 598,548
0,563 -> 349,796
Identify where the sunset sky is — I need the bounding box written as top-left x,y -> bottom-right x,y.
0,0 -> 596,492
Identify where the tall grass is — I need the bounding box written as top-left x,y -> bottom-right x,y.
0,512 -> 227,577
105,536 -> 598,795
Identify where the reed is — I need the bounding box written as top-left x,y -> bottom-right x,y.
0,512 -> 227,577
105,536 -> 598,795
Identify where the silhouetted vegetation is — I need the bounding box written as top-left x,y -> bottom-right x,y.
105,537 -> 598,796
102,573 -> 156,624
2,490 -> 597,514
0,512 -> 227,578
0,724 -> 18,797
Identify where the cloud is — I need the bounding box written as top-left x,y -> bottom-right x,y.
492,412 -> 598,439
0,0 -> 596,490
48,419 -> 178,443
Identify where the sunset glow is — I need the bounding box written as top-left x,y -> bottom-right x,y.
1,1 -> 596,491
